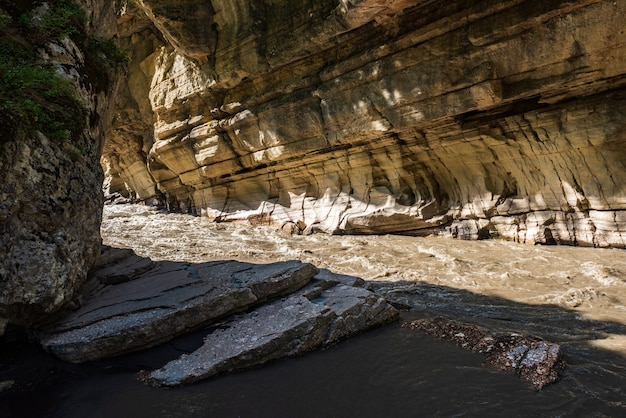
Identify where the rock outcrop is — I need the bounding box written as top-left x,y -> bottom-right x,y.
0,1 -> 122,331
141,278 -> 398,387
39,247 -> 398,368
104,0 -> 626,247
404,317 -> 565,390
40,258 -> 319,362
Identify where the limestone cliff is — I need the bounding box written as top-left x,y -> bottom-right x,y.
106,0 -> 626,248
0,0 -> 121,332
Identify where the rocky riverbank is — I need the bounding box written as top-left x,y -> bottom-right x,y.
97,204 -> 626,389
16,202 -> 597,390
2,204 -> 626,416
25,241 -> 564,390
37,245 -> 398,386
29,202 -> 626,389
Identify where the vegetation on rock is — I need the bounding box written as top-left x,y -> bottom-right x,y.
0,1 -> 126,145
0,6 -> 83,143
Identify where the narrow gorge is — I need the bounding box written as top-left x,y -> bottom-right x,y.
1,1 -> 626,414
2,0 -> 625,330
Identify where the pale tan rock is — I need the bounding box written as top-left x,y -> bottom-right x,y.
137,0 -> 216,61
103,0 -> 626,247
101,25 -> 161,200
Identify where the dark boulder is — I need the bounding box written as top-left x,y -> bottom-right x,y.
403,317 -> 565,389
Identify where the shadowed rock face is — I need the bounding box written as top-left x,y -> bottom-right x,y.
104,0 -> 626,247
0,0 -> 121,332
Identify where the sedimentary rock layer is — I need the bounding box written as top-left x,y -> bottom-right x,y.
39,259 -> 318,362
104,0 -> 626,247
143,278 -> 399,387
39,245 -> 398,383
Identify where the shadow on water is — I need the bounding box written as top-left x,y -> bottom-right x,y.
367,280 -> 626,348
1,256 -> 625,417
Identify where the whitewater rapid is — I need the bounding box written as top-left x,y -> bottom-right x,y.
101,204 -> 626,355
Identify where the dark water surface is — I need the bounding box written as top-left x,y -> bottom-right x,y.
3,206 -> 625,417
2,311 -> 624,418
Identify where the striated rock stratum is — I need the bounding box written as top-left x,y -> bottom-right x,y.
39,246 -> 398,386
2,0 -> 626,336
105,0 -> 626,247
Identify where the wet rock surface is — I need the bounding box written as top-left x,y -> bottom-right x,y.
38,246 -> 398,385
141,276 -> 398,387
403,317 -> 565,389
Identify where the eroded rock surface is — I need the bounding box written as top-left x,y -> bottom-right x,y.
39,258 -> 318,362
0,0 -> 121,331
141,276 -> 398,387
39,246 -> 398,384
104,0 -> 626,247
404,317 -> 565,389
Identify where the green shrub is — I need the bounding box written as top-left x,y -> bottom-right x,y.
41,0 -> 85,37
0,0 -> 124,147
0,10 -> 11,29
88,37 -> 129,66
17,0 -> 86,40
0,40 -> 86,144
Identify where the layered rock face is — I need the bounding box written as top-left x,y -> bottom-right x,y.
0,1 -> 120,331
104,0 -> 626,247
39,247 -> 398,386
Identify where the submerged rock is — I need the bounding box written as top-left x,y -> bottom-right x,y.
141,275 -> 398,387
403,317 -> 564,389
39,259 -> 318,363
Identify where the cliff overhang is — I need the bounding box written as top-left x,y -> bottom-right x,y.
103,0 -> 626,248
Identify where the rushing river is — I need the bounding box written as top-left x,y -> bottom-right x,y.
2,204 -> 626,417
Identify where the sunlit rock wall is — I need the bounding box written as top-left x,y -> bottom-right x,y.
104,0 -> 626,247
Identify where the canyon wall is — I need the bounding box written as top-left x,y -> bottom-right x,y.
0,0 -> 120,332
105,0 -> 626,248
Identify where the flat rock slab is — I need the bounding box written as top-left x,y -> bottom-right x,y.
140,277 -> 399,387
39,260 -> 318,363
403,317 -> 565,389
89,247 -> 155,285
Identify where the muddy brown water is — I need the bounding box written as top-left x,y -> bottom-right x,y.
2,204 -> 625,417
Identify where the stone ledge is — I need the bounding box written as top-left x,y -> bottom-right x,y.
38,258 -> 319,362
141,279 -> 398,387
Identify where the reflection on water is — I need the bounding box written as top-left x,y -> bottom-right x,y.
2,204 -> 625,417
25,322 -> 601,417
